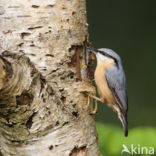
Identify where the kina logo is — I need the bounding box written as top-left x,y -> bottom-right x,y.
121,144 -> 154,155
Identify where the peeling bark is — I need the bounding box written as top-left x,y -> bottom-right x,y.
0,0 -> 99,155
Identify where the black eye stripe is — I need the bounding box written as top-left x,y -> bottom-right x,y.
97,50 -> 114,59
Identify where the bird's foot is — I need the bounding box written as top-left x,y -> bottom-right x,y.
90,98 -> 97,115
87,93 -> 102,102
87,93 -> 102,115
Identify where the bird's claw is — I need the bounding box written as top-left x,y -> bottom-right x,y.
87,93 -> 101,115
89,98 -> 98,115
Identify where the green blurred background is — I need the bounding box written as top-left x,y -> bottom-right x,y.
87,0 -> 156,155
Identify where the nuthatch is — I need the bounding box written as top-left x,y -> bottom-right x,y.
87,46 -> 128,137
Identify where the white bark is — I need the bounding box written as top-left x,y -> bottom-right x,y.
0,0 -> 99,156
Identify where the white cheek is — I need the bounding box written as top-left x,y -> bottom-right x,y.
97,53 -> 112,63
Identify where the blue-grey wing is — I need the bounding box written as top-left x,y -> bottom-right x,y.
105,65 -> 128,112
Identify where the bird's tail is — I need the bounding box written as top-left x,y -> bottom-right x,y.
119,112 -> 128,137
113,104 -> 128,137
121,114 -> 128,137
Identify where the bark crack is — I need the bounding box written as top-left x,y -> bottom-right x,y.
69,145 -> 87,156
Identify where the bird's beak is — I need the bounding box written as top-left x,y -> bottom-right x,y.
86,46 -> 97,55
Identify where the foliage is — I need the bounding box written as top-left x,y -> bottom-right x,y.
96,122 -> 156,156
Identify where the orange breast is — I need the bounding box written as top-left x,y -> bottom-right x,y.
94,61 -> 116,106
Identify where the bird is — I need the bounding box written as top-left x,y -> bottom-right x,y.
87,46 -> 128,137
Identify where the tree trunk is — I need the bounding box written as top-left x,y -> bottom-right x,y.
0,0 -> 99,156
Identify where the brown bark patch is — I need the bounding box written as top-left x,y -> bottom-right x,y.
2,30 -> 13,34
69,145 -> 87,156
0,57 -> 13,89
68,52 -> 76,68
16,92 -> 34,106
21,32 -> 31,39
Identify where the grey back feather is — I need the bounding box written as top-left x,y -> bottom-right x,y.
105,64 -> 128,113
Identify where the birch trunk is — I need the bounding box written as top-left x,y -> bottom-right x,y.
0,0 -> 99,156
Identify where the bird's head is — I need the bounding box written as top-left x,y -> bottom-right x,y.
87,46 -> 121,66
